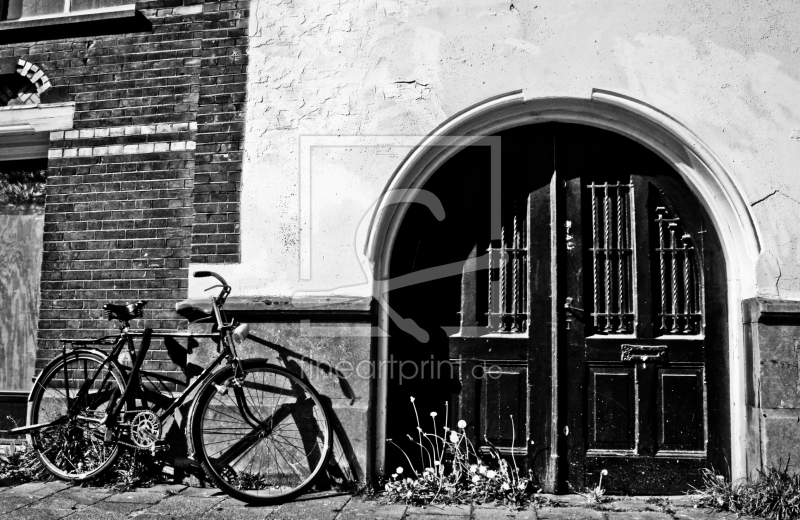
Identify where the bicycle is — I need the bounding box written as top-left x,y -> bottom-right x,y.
2,271 -> 332,505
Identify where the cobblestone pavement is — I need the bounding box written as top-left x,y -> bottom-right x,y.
0,481 -> 757,520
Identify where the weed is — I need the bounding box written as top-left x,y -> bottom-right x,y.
99,448 -> 170,491
382,398 -> 540,509
0,440 -> 50,483
692,459 -> 800,520
569,469 -> 610,505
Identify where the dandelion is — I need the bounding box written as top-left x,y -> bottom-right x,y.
601,469 -> 608,476
486,470 -> 497,479
449,432 -> 459,443
458,420 -> 467,429
430,412 -> 437,417
478,465 -> 487,475
434,460 -> 440,466
397,466 -> 404,475
472,475 -> 481,483
469,464 -> 478,473
501,482 -> 510,491
391,473 -> 398,479
410,396 -> 415,402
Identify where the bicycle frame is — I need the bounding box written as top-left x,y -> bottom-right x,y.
4,271 -> 249,439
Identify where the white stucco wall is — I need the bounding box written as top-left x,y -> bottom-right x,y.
189,0 -> 800,300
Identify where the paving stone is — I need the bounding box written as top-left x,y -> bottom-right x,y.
604,498 -> 658,511
336,496 -> 406,519
48,487 -> 112,506
404,516 -> 469,520
604,512 -> 674,519
407,504 -> 471,516
541,494 -> 590,507
62,506 -> 127,520
202,503 -> 278,520
103,491 -> 164,504
4,508 -> 74,520
180,485 -> 226,498
144,495 -> 225,516
473,505 -> 537,519
0,493 -> 40,514
8,481 -> 70,497
30,493 -> 91,511
537,506 -> 604,519
264,493 -> 351,519
661,495 -> 695,507
91,500 -> 150,514
139,483 -> 188,494
671,508 -> 748,520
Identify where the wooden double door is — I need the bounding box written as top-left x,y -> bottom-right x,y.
390,123 -> 729,494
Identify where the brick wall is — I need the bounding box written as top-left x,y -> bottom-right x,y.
194,0 -> 246,264
0,0 -> 248,378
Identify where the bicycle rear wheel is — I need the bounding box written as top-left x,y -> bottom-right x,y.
189,359 -> 331,505
27,350 -> 126,481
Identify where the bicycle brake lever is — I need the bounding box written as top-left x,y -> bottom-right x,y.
204,284 -> 223,292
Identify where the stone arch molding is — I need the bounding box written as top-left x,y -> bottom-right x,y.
0,59 -> 52,106
366,89 -> 759,480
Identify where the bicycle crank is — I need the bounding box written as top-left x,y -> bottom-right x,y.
129,410 -> 161,450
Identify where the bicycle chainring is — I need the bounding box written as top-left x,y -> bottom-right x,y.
129,410 -> 161,450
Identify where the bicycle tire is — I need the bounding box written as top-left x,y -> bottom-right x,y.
188,359 -> 332,505
27,350 -> 126,481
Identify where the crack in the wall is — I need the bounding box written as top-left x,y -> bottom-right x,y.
751,189 -> 779,206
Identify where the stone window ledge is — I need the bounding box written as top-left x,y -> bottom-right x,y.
0,5 -> 142,42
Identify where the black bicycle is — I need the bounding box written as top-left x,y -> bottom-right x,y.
3,271 -> 331,505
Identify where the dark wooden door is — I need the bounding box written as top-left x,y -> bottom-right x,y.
558,125 -> 728,494
447,124 -> 728,494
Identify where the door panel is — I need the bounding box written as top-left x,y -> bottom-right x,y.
587,365 -> 636,451
482,363 -> 527,451
658,367 -> 705,451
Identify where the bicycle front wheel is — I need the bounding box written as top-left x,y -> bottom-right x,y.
189,360 -> 331,505
27,350 -> 126,481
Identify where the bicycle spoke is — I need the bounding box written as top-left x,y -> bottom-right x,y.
195,364 -> 331,503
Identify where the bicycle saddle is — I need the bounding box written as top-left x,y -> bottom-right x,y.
174,300 -> 213,322
104,300 -> 147,321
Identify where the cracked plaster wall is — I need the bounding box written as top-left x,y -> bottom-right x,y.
199,0 -> 800,300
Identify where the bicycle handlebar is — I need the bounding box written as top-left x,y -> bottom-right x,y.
193,271 -> 231,308
194,271 -> 228,286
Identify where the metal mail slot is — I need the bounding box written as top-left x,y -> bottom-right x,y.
621,344 -> 667,363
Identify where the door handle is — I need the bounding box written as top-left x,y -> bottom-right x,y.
564,297 -> 585,318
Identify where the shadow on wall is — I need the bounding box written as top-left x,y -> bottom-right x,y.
131,332 -> 362,488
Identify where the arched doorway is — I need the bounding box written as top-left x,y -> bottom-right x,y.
384,122 -> 729,494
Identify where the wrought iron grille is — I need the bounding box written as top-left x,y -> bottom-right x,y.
655,206 -> 701,334
486,215 -> 527,333
588,181 -> 634,334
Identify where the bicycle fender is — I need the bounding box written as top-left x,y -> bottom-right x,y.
28,348 -> 124,403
